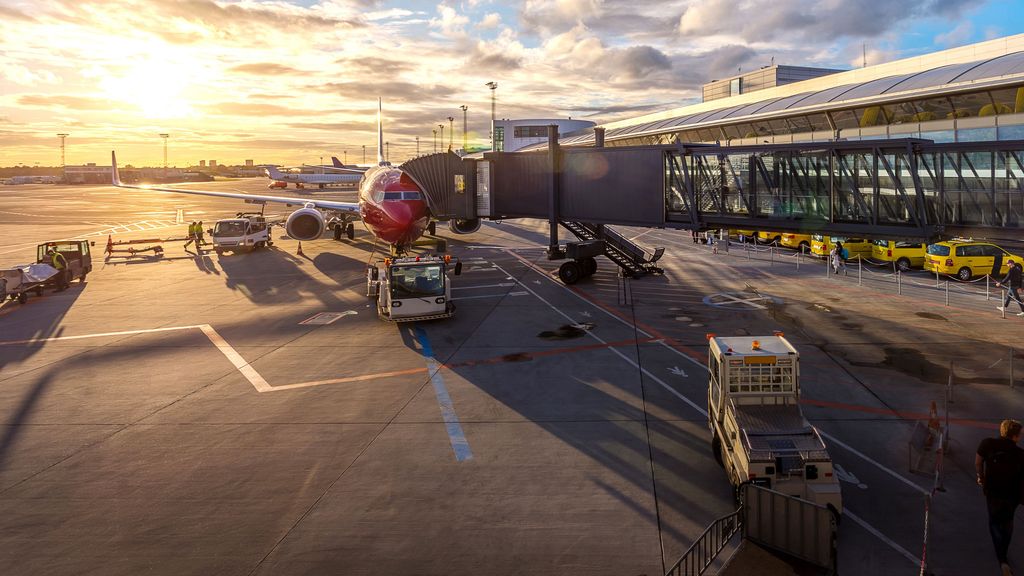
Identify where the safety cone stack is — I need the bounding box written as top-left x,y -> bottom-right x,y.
296,241 -> 304,257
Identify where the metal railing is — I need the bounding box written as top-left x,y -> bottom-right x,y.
665,508 -> 742,576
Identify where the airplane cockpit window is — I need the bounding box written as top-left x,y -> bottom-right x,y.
390,264 -> 445,298
383,192 -> 403,200
213,221 -> 246,237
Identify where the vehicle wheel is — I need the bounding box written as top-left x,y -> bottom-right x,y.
711,435 -> 724,468
799,241 -> 810,253
428,221 -> 437,236
18,292 -> 27,304
957,267 -> 972,281
346,223 -> 355,240
558,261 -> 582,285
333,225 -> 342,241
581,257 -> 597,276
80,272 -> 87,283
897,258 -> 911,272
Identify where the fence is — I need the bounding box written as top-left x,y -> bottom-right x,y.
664,508 -> 742,576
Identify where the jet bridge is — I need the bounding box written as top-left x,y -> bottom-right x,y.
401,126 -> 1024,283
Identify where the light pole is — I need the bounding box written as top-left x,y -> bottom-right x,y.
344,151 -> 347,165
416,136 -> 420,156
438,124 -> 445,153
447,116 -> 454,152
362,145 -> 366,164
459,105 -> 468,155
57,133 -> 68,176
433,129 -> 437,153
385,141 -> 390,163
159,133 -> 169,176
486,81 -> 497,151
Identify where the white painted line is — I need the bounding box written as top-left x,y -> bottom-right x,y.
819,431 -> 929,496
492,263 -> 709,417
298,311 -> 357,325
0,325 -> 204,345
451,283 -> 516,291
199,325 -> 272,392
844,509 -> 919,565
451,291 -> 528,301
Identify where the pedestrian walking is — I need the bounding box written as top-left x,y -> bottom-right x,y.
976,419 -> 1024,576
184,221 -> 196,250
996,261 -> 1024,316
196,220 -> 206,248
692,229 -> 699,244
830,242 -> 846,275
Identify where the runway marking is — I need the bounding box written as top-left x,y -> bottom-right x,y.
502,249 -> 925,564
198,325 -> 272,392
844,510 -> 919,565
452,291 -> 527,300
415,326 -> 473,462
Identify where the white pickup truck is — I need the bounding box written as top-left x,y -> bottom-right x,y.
210,213 -> 273,254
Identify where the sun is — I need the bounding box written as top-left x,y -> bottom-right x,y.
100,58 -> 195,119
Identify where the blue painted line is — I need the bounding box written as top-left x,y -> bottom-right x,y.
414,326 -> 473,462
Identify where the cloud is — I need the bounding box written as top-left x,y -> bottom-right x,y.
202,103 -> 322,117
17,94 -> 112,109
335,57 -> 416,75
2,64 -> 60,85
313,81 -> 456,103
0,5 -> 33,21
430,5 -> 469,38
479,13 -> 502,29
677,0 -> 987,42
229,63 -> 304,75
935,21 -> 974,48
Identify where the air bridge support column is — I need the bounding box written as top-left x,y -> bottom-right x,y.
547,125 -> 564,259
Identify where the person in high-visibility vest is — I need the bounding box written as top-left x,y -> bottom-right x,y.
184,221 -> 197,250
196,220 -> 206,248
48,248 -> 69,291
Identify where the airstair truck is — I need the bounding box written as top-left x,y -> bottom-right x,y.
707,333 -> 842,512
367,254 -> 461,322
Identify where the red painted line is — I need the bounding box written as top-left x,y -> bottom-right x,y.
800,397 -> 998,430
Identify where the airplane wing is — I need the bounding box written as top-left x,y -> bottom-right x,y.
111,152 -> 359,213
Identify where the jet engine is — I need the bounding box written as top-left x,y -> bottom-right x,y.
286,207 -> 325,241
448,218 -> 481,234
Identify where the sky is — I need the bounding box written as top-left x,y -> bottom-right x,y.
0,0 -> 1022,167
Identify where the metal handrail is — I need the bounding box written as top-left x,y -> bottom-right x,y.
665,508 -> 742,576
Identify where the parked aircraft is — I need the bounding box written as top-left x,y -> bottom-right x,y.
111,100 -> 481,252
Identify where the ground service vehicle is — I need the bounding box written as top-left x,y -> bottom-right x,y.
925,239 -> 1022,280
367,255 -> 461,322
707,334 -> 842,512
871,240 -> 926,271
268,181 -> 288,189
210,213 -> 273,254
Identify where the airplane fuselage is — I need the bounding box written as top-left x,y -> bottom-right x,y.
357,166 -> 429,248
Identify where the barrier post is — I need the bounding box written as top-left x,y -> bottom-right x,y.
898,269 -> 902,295
936,269 -> 940,287
945,281 -> 949,306
1011,347 -> 1015,389
796,250 -> 801,271
1002,292 -> 1007,319
770,246 -> 774,267
947,361 -> 954,405
986,275 -> 990,301
746,244 -> 750,261
858,257 -> 862,286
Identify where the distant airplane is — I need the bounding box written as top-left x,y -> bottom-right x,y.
264,165 -> 362,189
111,99 -> 481,252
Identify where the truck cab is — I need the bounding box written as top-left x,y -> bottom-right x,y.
367,255 -> 460,322
707,334 -> 842,512
211,213 -> 273,254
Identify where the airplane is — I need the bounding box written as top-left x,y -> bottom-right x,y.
263,165 -> 362,189
299,156 -> 366,175
110,99 -> 481,252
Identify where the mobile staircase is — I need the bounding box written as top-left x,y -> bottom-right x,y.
557,220 -> 664,283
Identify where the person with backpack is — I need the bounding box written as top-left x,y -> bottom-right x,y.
977,419 -> 1024,576
996,261 -> 1024,316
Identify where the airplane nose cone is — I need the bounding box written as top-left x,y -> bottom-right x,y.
382,201 -> 427,245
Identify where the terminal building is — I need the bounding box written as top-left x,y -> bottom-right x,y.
493,118 -> 595,152
539,35 -> 1024,149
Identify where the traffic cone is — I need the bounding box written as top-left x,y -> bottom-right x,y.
296,241 -> 304,257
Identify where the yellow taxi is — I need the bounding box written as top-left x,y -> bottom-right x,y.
871,240 -> 926,271
809,236 -> 872,260
779,233 -> 813,252
730,229 -> 757,242
756,231 -> 783,245
924,239 -> 1023,281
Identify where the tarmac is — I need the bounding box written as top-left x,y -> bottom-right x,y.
1,179 -> 1023,575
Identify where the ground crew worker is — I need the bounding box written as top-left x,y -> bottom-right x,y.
184,221 -> 197,250
196,220 -> 206,247
48,248 -> 69,291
